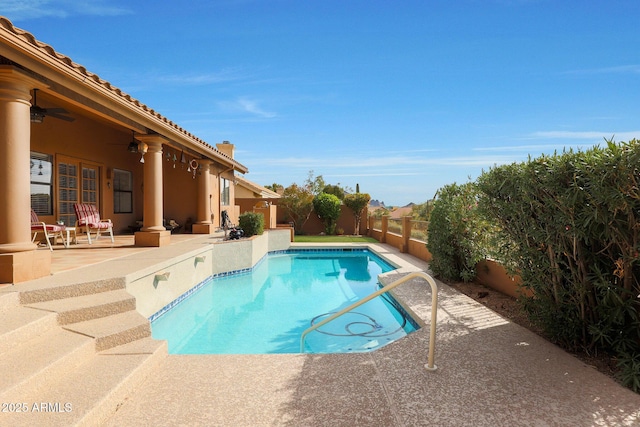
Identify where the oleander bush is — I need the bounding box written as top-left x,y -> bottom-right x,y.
476,139 -> 640,391
426,182 -> 496,282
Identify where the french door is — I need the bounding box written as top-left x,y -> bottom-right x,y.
57,156 -> 101,226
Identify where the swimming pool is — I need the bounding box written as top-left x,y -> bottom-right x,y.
151,249 -> 420,354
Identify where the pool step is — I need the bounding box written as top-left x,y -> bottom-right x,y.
63,310 -> 152,351
0,304 -> 58,356
0,277 -> 167,426
25,289 -> 137,325
0,291 -> 19,310
15,277 -> 127,304
0,327 -> 94,401
1,337 -> 167,427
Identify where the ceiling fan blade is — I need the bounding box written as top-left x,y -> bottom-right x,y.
45,107 -> 70,115
31,89 -> 75,122
46,112 -> 75,122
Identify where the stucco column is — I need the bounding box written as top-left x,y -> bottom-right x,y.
401,215 -> 412,253
134,136 -> 170,247
0,68 -> 40,253
380,215 -> 389,243
0,66 -> 51,283
140,141 -> 165,232
192,159 -> 215,234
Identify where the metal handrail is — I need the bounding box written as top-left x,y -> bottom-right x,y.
299,271 -> 439,371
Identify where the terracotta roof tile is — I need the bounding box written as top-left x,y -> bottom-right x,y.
0,16 -> 246,171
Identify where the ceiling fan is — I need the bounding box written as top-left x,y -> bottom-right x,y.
30,89 -> 75,123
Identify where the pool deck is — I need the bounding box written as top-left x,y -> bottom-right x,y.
4,234 -> 640,426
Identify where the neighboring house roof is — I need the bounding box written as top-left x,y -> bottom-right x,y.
235,175 -> 281,199
0,16 -> 248,173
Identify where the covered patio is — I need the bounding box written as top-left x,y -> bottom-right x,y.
0,16 -> 248,284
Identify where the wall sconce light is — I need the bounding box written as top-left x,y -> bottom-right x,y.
30,89 -> 45,123
195,255 -> 206,265
138,142 -> 148,163
127,130 -> 138,153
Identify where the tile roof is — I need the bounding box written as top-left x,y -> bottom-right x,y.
0,16 -> 247,172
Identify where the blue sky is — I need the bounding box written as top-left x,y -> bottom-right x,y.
4,1 -> 640,206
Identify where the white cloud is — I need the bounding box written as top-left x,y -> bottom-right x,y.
472,131 -> 640,155
237,98 -> 276,118
473,144 -> 567,152
217,97 -> 276,119
244,154 -> 520,169
4,0 -> 132,20
528,131 -> 640,143
324,172 -> 424,177
157,68 -> 249,86
530,131 -> 615,140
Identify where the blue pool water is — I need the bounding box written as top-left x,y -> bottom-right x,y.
151,249 -> 419,354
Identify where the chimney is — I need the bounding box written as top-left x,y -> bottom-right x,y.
216,141 -> 235,159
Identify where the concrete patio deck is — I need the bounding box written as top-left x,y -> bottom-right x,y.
2,233 -> 639,426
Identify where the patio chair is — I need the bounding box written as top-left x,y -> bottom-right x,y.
30,209 -> 66,251
73,203 -> 114,244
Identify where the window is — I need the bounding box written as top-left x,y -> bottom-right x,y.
58,160 -> 79,226
57,156 -> 101,226
113,169 -> 133,213
30,152 -> 53,215
221,177 -> 230,206
82,166 -> 98,204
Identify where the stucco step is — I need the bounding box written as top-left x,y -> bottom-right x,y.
62,310 -> 151,351
26,289 -> 137,325
17,277 -> 126,304
0,328 -> 94,400
2,338 -> 167,427
0,291 -> 19,310
0,306 -> 57,355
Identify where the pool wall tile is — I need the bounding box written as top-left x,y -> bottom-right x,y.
149,248 -> 398,323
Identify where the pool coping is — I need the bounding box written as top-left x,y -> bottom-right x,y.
147,243 -> 424,335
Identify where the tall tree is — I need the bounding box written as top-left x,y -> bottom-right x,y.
344,192 -> 370,235
304,170 -> 326,195
322,184 -> 345,200
279,183 -> 314,234
264,183 -> 283,194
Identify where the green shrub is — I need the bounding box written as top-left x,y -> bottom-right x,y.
239,212 -> 264,237
427,182 -> 493,282
477,139 -> 640,391
313,193 -> 342,235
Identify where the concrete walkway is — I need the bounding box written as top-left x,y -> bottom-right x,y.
101,244 -> 640,427
2,235 -> 638,426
